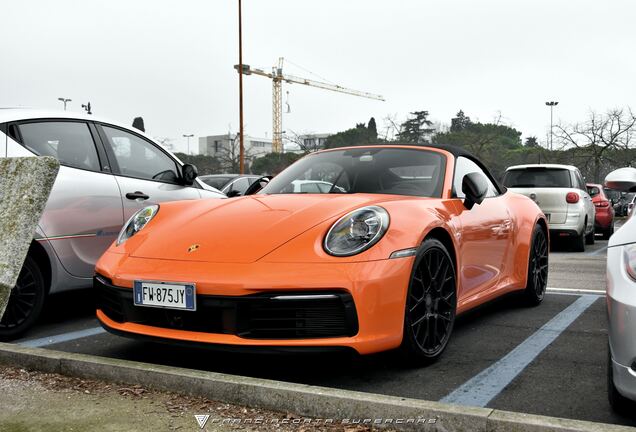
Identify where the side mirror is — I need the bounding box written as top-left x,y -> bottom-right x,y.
226,190 -> 242,198
462,172 -> 488,210
182,164 -> 198,186
605,168 -> 636,192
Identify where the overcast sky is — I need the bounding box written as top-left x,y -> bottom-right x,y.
2,0 -> 635,153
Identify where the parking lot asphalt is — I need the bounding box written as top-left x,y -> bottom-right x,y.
11,221 -> 635,428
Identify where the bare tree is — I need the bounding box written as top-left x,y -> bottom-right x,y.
216,134 -> 254,173
381,114 -> 402,141
554,108 -> 636,182
285,130 -> 323,153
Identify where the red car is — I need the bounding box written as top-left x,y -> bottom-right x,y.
587,183 -> 615,239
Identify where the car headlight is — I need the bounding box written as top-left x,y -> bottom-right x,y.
324,206 -> 389,256
117,205 -> 159,246
624,244 -> 636,281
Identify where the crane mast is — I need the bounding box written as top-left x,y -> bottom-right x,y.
235,57 -> 384,153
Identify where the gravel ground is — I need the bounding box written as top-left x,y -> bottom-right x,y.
0,366 -> 379,432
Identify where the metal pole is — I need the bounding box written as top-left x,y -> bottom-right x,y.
58,98 -> 71,111
183,134 -> 194,155
238,0 -> 245,174
545,101 -> 558,151
550,105 -> 553,151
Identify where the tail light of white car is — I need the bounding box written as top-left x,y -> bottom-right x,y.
566,192 -> 580,204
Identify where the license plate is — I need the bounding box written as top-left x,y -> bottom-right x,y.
133,281 -> 196,311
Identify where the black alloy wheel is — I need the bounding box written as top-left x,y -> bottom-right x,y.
400,238 -> 457,365
523,225 -> 549,306
0,256 -> 46,341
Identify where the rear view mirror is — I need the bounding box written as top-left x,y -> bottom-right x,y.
462,172 -> 488,210
605,168 -> 636,192
182,164 -> 198,186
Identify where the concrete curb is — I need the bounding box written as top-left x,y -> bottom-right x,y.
0,342 -> 631,432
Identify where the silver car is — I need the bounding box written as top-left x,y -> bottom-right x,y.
605,167 -> 636,412
199,174 -> 261,197
0,109 -> 225,339
503,164 -> 596,251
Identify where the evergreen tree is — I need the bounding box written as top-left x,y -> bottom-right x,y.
450,110 -> 471,132
367,117 -> 378,140
397,111 -> 435,144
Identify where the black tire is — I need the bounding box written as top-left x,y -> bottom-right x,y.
572,230 -> 586,252
585,224 -> 595,245
603,223 -> 614,240
523,225 -> 549,306
608,345 -> 635,414
399,238 -> 457,365
0,256 -> 47,341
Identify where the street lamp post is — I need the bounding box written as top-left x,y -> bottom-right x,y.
545,101 -> 559,151
238,0 -> 245,174
183,134 -> 194,155
57,97 -> 71,110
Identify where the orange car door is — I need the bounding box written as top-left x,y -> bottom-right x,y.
449,157 -> 512,302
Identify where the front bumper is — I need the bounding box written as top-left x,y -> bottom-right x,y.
95,251 -> 414,355
607,245 -> 636,401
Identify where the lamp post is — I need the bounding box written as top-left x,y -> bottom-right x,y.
57,98 -> 71,110
238,0 -> 245,174
545,101 -> 558,151
183,134 -> 194,155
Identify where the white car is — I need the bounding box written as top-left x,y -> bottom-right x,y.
503,164 -> 596,251
283,179 -> 346,194
605,167 -> 636,413
0,108 -> 225,339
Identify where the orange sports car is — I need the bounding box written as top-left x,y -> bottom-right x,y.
95,145 -> 548,363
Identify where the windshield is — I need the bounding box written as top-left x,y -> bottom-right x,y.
503,168 -> 572,188
260,147 -> 446,197
201,176 -> 234,190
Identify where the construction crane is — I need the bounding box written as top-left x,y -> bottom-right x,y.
235,57 -> 385,153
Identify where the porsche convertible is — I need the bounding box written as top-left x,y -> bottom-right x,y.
95,145 -> 548,363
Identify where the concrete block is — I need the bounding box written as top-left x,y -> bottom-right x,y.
0,156 -> 59,319
0,343 -> 628,432
487,409 -> 636,432
0,342 -> 62,373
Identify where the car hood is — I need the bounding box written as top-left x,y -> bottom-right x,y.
128,194 -> 406,263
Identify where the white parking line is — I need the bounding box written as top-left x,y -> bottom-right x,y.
586,245 -> 609,256
18,327 -> 106,348
440,294 -> 598,407
547,287 -> 605,295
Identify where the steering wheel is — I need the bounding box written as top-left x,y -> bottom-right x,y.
244,176 -> 273,196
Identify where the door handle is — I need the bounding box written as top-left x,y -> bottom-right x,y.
125,191 -> 150,201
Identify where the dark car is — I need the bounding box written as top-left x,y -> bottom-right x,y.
199,174 -> 261,197
612,192 -> 635,217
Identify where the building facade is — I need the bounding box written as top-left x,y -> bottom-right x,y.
198,134 -> 273,159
